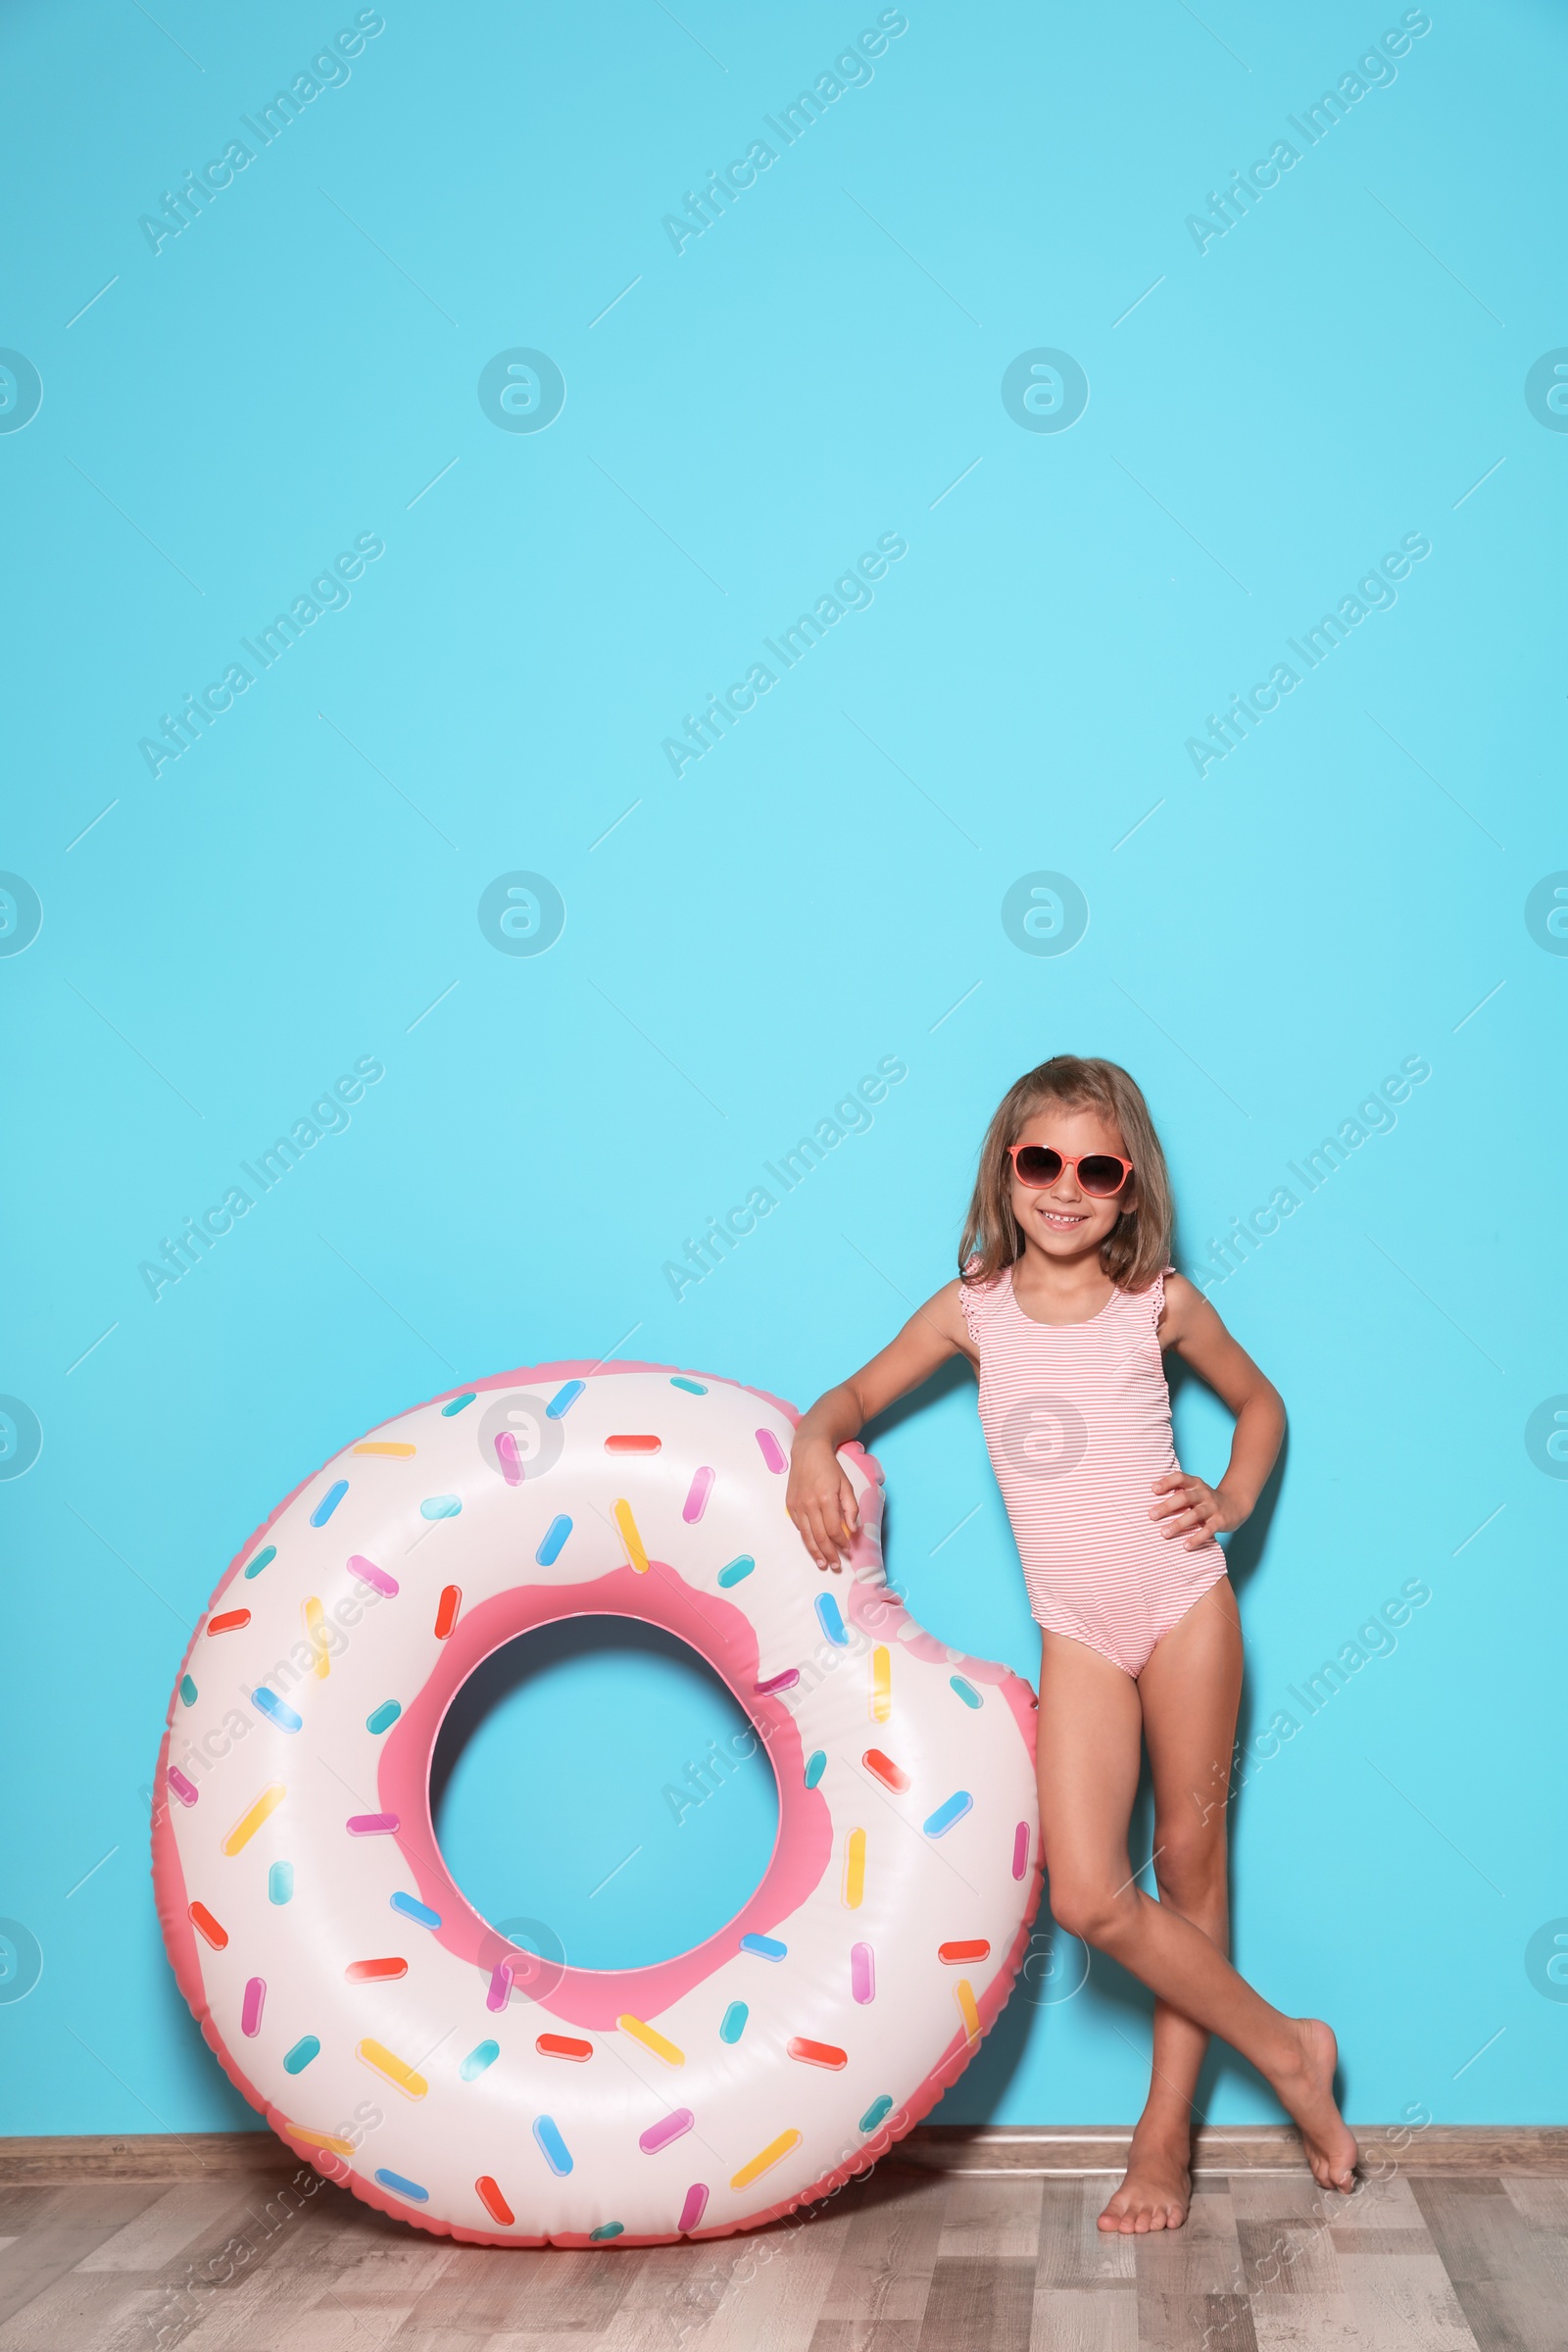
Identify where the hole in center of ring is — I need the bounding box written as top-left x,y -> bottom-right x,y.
429,1614 -> 781,1974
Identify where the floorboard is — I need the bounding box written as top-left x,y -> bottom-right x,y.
0,2161 -> 1561,2348
808,2167 -> 951,2352
916,2253 -> 1035,2352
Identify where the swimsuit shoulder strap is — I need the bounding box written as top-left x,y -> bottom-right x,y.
957,1259 -> 1010,1350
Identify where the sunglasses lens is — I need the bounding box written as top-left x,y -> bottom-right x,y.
1077,1155 -> 1128,1196
1012,1147 -> 1063,1187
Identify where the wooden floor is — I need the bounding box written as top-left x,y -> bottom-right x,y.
2,2158 -> 1565,2351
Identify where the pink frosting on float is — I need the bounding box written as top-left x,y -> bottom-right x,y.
374,1562 -> 834,2031
149,1360 -> 1042,2250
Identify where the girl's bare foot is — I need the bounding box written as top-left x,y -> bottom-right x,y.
1097,2123 -> 1192,2232
1272,2017 -> 1358,2191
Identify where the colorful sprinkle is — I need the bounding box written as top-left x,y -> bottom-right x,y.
682,1464 -> 714,1522
253,1688 -> 302,1733
461,2040 -> 500,2081
535,1515 -> 572,1566
353,1440 -> 416,1456
804,1750 -> 827,1789
590,2222 -> 624,2241
940,1938 -> 991,1965
614,1497 -> 650,1574
730,2129 -> 800,2190
533,2116 -> 572,2176
441,1392 -> 476,1415
494,1430 -> 523,1486
208,1608 -> 250,1636
546,1380 -> 585,1419
221,1782 -> 285,1856
391,1891 -> 441,1930
367,1701 -> 402,1735
755,1668 -> 799,1695
716,1555 -> 755,1588
923,1790 -> 973,1838
862,1747 -> 908,1793
870,1646 -> 892,1722
303,1596 -> 329,1679
843,1828 -> 866,1910
289,2127 -> 354,2156
168,1767 -> 198,1807
241,1978 -> 266,2036
434,1585 -> 461,1639
741,1933 -> 786,1962
606,1433 -> 661,1453
1012,1821 -> 1030,1881
719,2001 -> 748,2043
859,2094 -> 894,2132
788,2037 -> 847,2071
476,2176 -> 514,2226
487,1962 -> 514,2012
178,1674 -> 198,1707
374,2168 -> 428,2203
269,1862 -> 294,1905
189,1901 -> 227,1950
348,1555 -> 399,1597
618,2014 -> 683,2067
420,1495 -> 462,1519
243,1545 -> 276,1580
310,1481 -> 348,1527
346,1957 -> 407,1983
852,1941 -> 875,2004
670,1377 -> 708,1396
639,2108 -> 694,2154
347,1812 -> 399,1836
955,1978 -> 981,2041
950,1675 -> 982,1708
359,2038 -> 427,2098
815,1592 -> 847,1645
755,1428 -> 787,1475
537,2034 -> 592,2062
282,2035 -> 319,2075
678,2182 -> 710,2231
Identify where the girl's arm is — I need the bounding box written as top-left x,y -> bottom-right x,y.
787,1281 -> 972,1572
1152,1272 -> 1286,1546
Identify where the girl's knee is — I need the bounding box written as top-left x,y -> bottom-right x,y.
1048,1880 -> 1134,1949
1152,1825 -> 1227,1912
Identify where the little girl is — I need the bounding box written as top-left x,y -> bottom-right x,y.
786,1054 -> 1357,2232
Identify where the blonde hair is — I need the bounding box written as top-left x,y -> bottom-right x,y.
958,1054 -> 1172,1294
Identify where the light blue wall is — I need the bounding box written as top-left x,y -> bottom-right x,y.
2,0 -> 1564,2136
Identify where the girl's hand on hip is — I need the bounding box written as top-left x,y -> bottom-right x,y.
786,1442 -> 859,1572
1151,1470 -> 1244,1548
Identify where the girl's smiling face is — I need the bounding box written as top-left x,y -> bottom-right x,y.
1009,1100 -> 1135,1264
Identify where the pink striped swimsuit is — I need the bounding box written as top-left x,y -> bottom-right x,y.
960,1262 -> 1227,1677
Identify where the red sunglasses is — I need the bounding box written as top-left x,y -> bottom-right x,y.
1007,1143 -> 1134,1198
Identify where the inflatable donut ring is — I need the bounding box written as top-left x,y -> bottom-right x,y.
153,1361 -> 1041,2247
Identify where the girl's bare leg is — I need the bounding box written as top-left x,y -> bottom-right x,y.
1036,1620 -> 1358,2214
1097,1579 -> 1243,2231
